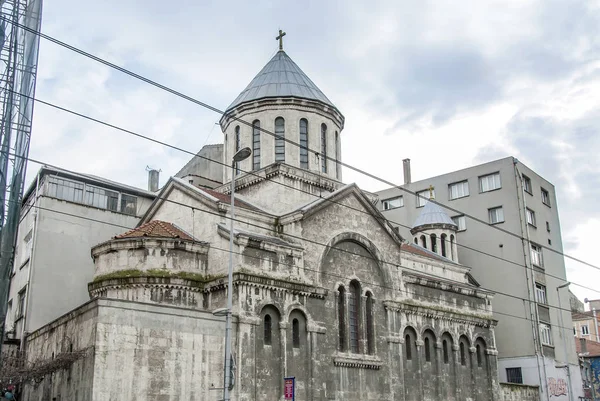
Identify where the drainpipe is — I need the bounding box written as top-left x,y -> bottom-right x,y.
557,282 -> 575,401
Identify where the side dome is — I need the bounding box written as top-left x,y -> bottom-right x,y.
411,200 -> 458,233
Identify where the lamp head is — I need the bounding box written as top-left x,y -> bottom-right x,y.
233,147 -> 252,162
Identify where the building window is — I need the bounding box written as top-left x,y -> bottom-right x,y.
546,221 -> 551,232
440,234 -> 447,257
443,340 -> 449,364
526,208 -> 536,227
450,235 -> 455,260
582,325 -> 590,336
479,172 -> 501,193
488,206 -> 505,224
321,123 -> 327,173
506,367 -> 523,384
382,196 -> 403,210
531,243 -> 543,267
299,119 -> 309,169
120,194 -> 137,216
460,342 -> 466,366
476,344 -> 484,367
85,185 -> 118,211
335,131 -> 339,179
338,286 -> 346,351
430,234 -> 437,253
535,283 -> 547,304
540,323 -> 553,346
420,235 -> 427,249
449,180 -> 469,200
405,334 -> 412,360
425,337 -> 431,362
48,178 -> 84,203
16,289 -> 26,319
234,125 -> 241,175
275,117 -> 285,162
452,215 -> 466,231
541,188 -> 551,206
523,174 -> 532,194
252,120 -> 261,171
348,281 -> 360,353
366,292 -> 374,355
416,188 -> 434,207
292,318 -> 300,348
264,314 -> 272,345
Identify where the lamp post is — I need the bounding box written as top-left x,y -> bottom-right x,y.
557,281 -> 574,401
223,146 -> 251,401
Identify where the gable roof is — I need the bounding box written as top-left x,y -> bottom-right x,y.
114,220 -> 195,241
225,50 -> 339,114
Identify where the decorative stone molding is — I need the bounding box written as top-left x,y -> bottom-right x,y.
386,336 -> 404,344
486,348 -> 499,356
279,322 -> 289,330
469,346 -> 476,354
306,323 -> 326,334
383,300 -> 497,328
415,340 -> 424,347
452,344 -> 460,351
333,353 -> 383,370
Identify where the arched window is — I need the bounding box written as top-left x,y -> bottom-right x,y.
460,342 -> 466,366
321,123 -> 327,173
414,237 -> 418,244
348,280 -> 360,353
299,119 -> 309,169
430,234 -> 437,253
252,120 -> 261,170
366,292 -> 374,355
450,235 -> 455,260
335,131 -> 339,179
425,337 -> 431,362
235,125 -> 241,175
405,334 -> 412,360
275,117 -> 285,162
292,318 -> 300,348
476,344 -> 482,367
420,235 -> 427,249
441,234 -> 447,257
338,285 -> 346,351
443,339 -> 449,364
264,314 -> 272,345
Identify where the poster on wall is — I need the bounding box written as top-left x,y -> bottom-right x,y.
284,377 -> 295,401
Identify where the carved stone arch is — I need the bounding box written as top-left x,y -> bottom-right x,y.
441,330 -> 458,347
319,232 -> 392,293
362,286 -> 376,297
399,323 -> 422,342
282,303 -> 312,326
255,298 -> 284,318
420,324 -> 437,339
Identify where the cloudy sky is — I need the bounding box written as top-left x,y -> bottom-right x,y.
26,0 -> 600,301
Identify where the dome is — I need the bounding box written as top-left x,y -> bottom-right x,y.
412,200 -> 457,230
225,50 -> 340,114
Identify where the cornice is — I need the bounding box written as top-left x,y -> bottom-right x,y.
383,300 -> 497,328
332,353 -> 383,370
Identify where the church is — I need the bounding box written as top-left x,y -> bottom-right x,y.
22,34 -> 500,401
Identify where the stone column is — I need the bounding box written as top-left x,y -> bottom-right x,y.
435,341 -> 443,398
416,339 -> 425,400
388,335 -> 405,401
453,344 -> 461,400
469,346 -> 477,399
280,321 -> 288,395
487,349 -> 500,401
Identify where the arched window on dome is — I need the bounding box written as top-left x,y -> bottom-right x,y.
414,237 -> 418,244
235,125 -> 241,175
321,123 -> 327,173
335,131 -> 339,179
420,235 -> 427,249
450,235 -> 455,261
441,233 -> 447,257
299,119 -> 309,169
430,234 -> 437,253
252,120 -> 261,170
275,117 -> 285,162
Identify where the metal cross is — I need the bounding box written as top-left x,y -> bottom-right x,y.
276,29 -> 286,51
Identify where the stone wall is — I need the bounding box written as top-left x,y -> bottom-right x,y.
500,383 -> 540,401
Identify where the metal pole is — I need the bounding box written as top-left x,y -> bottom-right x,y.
223,160 -> 236,401
557,284 -> 574,401
593,308 -> 599,343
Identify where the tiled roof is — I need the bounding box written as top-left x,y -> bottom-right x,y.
573,311 -> 599,321
576,338 -> 600,357
401,243 -> 454,264
114,220 -> 195,241
199,187 -> 262,212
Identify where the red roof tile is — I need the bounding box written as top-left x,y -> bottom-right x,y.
199,187 -> 261,211
114,220 -> 194,241
575,337 -> 600,357
401,243 -> 451,263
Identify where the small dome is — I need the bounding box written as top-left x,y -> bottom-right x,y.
412,200 -> 457,230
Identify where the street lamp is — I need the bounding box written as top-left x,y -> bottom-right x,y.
556,281 -> 574,401
223,146 -> 251,401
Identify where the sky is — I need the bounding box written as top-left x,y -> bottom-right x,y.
24,0 -> 600,302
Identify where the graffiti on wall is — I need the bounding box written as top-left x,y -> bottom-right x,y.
548,377 -> 568,397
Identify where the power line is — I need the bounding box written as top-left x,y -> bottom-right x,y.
11,91 -> 596,296
5,17 -> 596,275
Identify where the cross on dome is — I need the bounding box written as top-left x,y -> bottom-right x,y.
276,29 -> 286,51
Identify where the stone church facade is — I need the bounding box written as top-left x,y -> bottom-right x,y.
22,42 -> 500,401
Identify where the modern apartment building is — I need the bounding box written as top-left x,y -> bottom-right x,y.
375,156 -> 582,400
4,165 -> 155,343
573,299 -> 600,343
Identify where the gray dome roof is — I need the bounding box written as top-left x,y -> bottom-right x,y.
412,200 -> 458,230
225,50 -> 338,113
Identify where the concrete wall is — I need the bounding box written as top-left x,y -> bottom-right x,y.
500,383 -> 540,401
376,157 -> 578,376
176,143 -> 224,186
